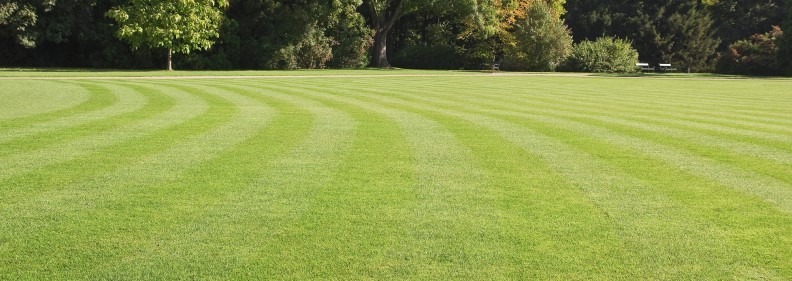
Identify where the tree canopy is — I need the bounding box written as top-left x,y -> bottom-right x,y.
0,0 -> 788,75
106,0 -> 228,70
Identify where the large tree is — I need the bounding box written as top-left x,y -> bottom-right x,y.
503,1 -> 572,71
361,0 -> 495,67
664,7 -> 720,72
107,0 -> 228,70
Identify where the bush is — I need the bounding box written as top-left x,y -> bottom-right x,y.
269,26 -> 335,70
503,2 -> 572,71
562,37 -> 639,73
716,26 -> 784,75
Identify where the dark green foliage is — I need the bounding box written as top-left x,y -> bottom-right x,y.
0,0 -> 162,68
664,7 -> 720,72
387,3 -> 497,70
709,0 -> 785,49
562,37 -> 638,73
267,0 -> 371,69
326,2 -> 373,68
503,2 -> 572,71
564,0 -> 631,42
361,0 -> 498,67
389,16 -> 460,69
0,0 -> 786,71
564,0 -> 719,72
780,1 -> 792,75
717,26 -> 784,75
191,0 -> 371,69
269,25 -> 335,69
392,45 -> 463,69
0,0 -> 46,48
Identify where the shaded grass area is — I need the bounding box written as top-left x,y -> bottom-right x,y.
0,72 -> 790,279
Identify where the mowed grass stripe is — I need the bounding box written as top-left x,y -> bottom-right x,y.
368,78 -> 792,213
0,82 -> 181,205
329,80 -> 786,279
236,80 -> 505,278
475,77 -> 792,134
203,82 -> 355,278
456,77 -> 792,136
269,97 -> 414,279
0,81 -> 275,279
402,75 -> 792,183
0,80 -> 91,123
461,80 -> 792,183
325,81 -> 715,277
378,77 -> 792,163
0,82 -> 152,156
76,83 -> 317,280
374,78 -> 792,277
389,78 -> 792,176
0,80 -> 230,216
1,73 -> 790,279
219,82 -> 416,278
0,81 -> 213,182
91,82 -> 358,279
284,79 -> 639,279
478,111 -> 792,279
531,78 -> 792,120
0,80 -> 101,130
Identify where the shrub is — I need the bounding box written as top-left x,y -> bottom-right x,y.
716,26 -> 783,75
562,37 -> 639,73
269,26 -> 335,70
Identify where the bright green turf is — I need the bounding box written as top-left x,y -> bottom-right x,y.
0,71 -> 791,279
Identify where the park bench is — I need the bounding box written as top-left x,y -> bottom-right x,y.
636,62 -> 654,72
659,63 -> 677,72
491,60 -> 501,72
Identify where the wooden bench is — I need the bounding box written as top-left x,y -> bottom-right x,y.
636,63 -> 654,72
659,63 -> 677,72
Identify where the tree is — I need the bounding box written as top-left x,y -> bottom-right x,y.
360,0 -> 495,67
564,0 -> 631,42
362,0 -> 405,67
664,6 -> 720,72
107,0 -> 228,70
503,1 -> 572,71
708,0 -> 785,48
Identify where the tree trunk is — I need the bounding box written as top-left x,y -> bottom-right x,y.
372,29 -> 391,68
167,48 -> 173,71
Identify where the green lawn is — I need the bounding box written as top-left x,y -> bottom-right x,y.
1,70 -> 791,279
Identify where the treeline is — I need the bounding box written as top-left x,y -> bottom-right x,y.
1,0 -> 790,75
